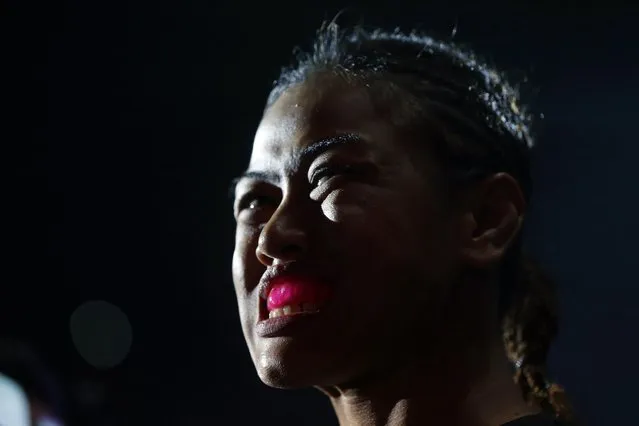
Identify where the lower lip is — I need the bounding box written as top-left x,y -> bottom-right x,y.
256,311 -> 323,338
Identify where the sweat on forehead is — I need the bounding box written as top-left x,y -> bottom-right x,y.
266,72 -> 424,128
251,80 -> 383,162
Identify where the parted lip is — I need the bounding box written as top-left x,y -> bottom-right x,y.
257,265 -> 286,301
257,263 -> 328,302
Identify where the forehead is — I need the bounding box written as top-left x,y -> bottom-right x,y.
249,78 -> 396,168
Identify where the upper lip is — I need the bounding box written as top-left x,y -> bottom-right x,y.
258,264 -> 291,301
257,264 -> 324,301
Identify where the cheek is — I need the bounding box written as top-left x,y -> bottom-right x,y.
320,188 -> 422,278
321,186 -> 423,241
320,188 -> 374,223
323,185 -> 455,282
232,226 -> 262,354
232,225 -> 262,295
231,250 -> 246,297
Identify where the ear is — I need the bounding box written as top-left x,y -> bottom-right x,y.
458,173 -> 526,268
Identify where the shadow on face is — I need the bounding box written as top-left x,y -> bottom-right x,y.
231,76 -> 464,389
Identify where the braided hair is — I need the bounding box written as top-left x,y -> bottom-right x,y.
267,20 -> 575,423
502,253 -> 574,423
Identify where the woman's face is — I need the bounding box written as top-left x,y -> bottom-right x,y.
232,78 -> 465,389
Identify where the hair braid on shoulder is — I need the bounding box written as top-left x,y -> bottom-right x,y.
502,255 -> 575,424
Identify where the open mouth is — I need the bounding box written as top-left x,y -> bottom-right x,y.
258,275 -> 332,322
267,302 -> 320,319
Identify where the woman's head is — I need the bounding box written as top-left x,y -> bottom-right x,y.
232,22 -> 571,421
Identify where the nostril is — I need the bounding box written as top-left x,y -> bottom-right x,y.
256,241 -> 306,266
256,248 -> 273,267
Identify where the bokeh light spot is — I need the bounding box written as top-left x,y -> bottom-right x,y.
69,300 -> 132,369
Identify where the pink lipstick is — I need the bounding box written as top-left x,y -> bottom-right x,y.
256,274 -> 333,337
266,277 -> 332,311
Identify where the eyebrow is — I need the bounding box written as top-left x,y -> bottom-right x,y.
228,133 -> 363,198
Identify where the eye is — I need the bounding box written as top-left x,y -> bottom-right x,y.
237,194 -> 277,212
309,165 -> 354,188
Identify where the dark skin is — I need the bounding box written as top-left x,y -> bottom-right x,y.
232,75 -> 539,426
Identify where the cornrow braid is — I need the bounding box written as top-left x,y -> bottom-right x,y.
502,255 -> 575,424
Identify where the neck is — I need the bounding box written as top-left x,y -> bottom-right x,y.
321,342 -> 538,426
318,275 -> 539,426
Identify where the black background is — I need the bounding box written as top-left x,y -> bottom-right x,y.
4,0 -> 638,424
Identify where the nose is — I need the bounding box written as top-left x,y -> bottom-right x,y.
256,201 -> 309,266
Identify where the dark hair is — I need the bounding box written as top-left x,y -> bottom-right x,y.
0,339 -> 65,420
267,21 -> 575,423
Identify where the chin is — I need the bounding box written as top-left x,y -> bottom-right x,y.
255,361 -> 321,389
255,356 -> 320,389
257,367 -> 307,389
253,346 -> 353,390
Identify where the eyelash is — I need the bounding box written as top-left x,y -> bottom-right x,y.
237,194 -> 277,212
309,164 -> 354,187
236,164 -> 358,213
